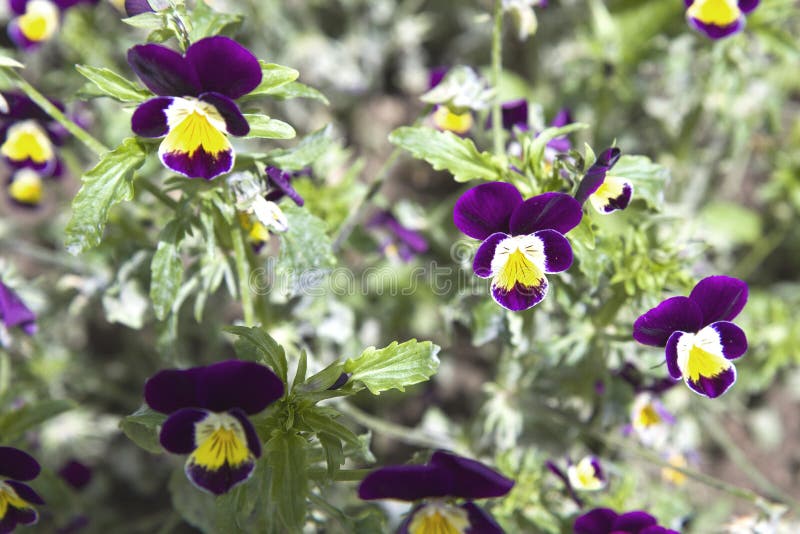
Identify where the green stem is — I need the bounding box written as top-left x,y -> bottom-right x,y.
11,72 -> 108,157
230,222 -> 256,326
732,223 -> 789,280
491,0 -> 504,157
137,177 -> 179,209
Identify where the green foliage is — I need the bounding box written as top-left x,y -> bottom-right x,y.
243,114 -> 296,139
265,431 -> 308,533
76,65 -> 151,102
277,205 -> 337,296
613,155 -> 669,210
344,339 -> 441,395
150,219 -> 187,320
267,125 -> 334,171
225,325 -> 289,383
119,406 -> 168,454
0,400 -> 72,442
248,62 -> 300,97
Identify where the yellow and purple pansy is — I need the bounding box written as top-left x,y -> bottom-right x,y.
358,450 -> 514,534
265,166 -> 305,207
685,0 -> 759,40
7,0 -> 97,49
367,210 -> 428,263
0,446 -> 45,532
0,278 -> 36,336
627,392 -> 674,447
453,182 -> 582,311
0,92 -> 65,174
575,148 -> 633,215
144,360 -> 284,495
127,36 -> 263,180
633,276 -> 748,399
574,508 -> 678,534
428,67 -> 474,136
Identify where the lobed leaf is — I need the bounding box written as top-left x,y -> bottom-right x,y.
343,339 -> 441,395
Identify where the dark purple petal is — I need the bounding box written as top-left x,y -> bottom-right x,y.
430,451 -> 514,499
384,218 -> 427,254
0,506 -> 38,531
5,481 -> 45,505
7,23 -> 40,51
9,0 -> 27,15
185,37 -> 262,99
710,321 -> 747,360
358,463 -> 450,501
535,229 -> 573,273
687,15 -> 744,39
0,92 -> 61,123
574,508 -> 617,534
453,182 -> 523,240
492,278 -> 548,311
462,502 -> 504,534
613,510 -> 658,531
125,0 -> 154,16
664,332 -> 684,380
428,66 -> 448,89
686,366 -> 737,399
159,408 -> 208,454
550,108 -> 572,128
127,44 -> 201,96
145,360 -> 284,415
0,280 -> 37,335
688,275 -> 748,326
501,99 -> 528,131
739,0 -> 759,14
131,97 -> 172,137
229,408 -> 262,458
509,192 -> 583,235
57,460 -> 92,490
160,144 -> 233,180
473,232 -> 508,278
266,166 -> 305,206
574,148 -> 621,205
199,92 -> 249,136
185,452 -> 255,495
0,446 -> 40,481
633,296 -> 703,347
642,527 -> 680,534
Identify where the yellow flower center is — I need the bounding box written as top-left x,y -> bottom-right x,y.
676,327 -> 731,382
0,482 -> 33,521
491,234 -> 546,292
1,120 -> 54,165
161,97 -> 231,158
687,0 -> 741,26
17,0 -> 60,42
567,457 -> 604,491
189,412 -> 251,471
409,502 -> 470,534
432,106 -> 474,135
635,403 -> 662,428
8,169 -> 44,205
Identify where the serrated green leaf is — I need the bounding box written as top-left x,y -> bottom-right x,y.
528,123 -> 589,170
119,406 -> 167,454
267,125 -> 332,171
249,62 -> 299,96
0,400 -> 72,441
224,326 -> 289,383
187,0 -> 242,41
265,432 -> 307,533
76,65 -> 151,103
613,155 -> 669,210
243,114 -> 296,140
277,205 -> 336,297
122,12 -> 164,30
343,339 -> 440,395
65,138 -> 147,254
151,220 -> 185,320
262,82 -> 329,105
389,126 -> 505,183
297,361 -> 345,394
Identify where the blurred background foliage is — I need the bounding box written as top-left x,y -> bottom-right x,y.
0,0 -> 799,532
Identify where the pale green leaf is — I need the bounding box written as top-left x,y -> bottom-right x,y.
243,114 -> 296,140
119,406 -> 167,454
0,400 -> 72,441
277,205 -> 336,297
344,339 -> 441,395
249,62 -> 299,96
76,65 -> 151,103
224,326 -> 289,383
150,220 -> 185,320
613,155 -> 669,210
266,432 -> 308,533
262,82 -> 329,105
267,125 -> 332,171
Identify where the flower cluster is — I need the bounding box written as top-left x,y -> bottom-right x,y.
0,447 -> 44,532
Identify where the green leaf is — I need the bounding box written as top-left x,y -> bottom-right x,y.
120,406 -> 167,454
267,125 -> 333,171
65,138 -> 147,255
613,155 -> 669,210
249,62 -> 300,96
302,407 -> 361,447
528,123 -> 589,170
169,468 -> 218,533
265,432 -> 308,533
293,350 -> 308,389
343,339 -> 441,395
296,361 -> 346,394
224,326 -> 289,383
0,56 -> 24,69
317,432 -> 344,477
150,220 -> 185,320
262,82 -> 329,105
389,126 -> 505,183
243,114 -> 296,140
277,205 -> 336,297
0,400 -> 72,441
187,0 -> 242,41
76,65 -> 151,103
122,12 -> 164,30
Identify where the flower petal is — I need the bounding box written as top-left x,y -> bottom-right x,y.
688,275 -> 748,326
574,147 -> 621,205
588,175 -> 633,214
0,446 -> 40,481
159,122 -> 234,180
462,502 -> 504,534
491,274 -> 548,311
550,108 -> 573,128
5,481 -> 45,505
453,182 -> 523,240
509,192 -> 582,236
185,446 -> 255,496
574,508 -> 617,534
710,321 -> 747,360
0,279 -> 37,334
686,1 -> 744,40
57,460 -> 92,490
501,99 -> 528,131
266,166 -> 305,206
686,366 -> 737,398
674,328 -> 738,398
160,408 -> 209,454
633,296 -> 703,347
131,97 -> 172,138
229,408 -> 262,458
739,0 -> 759,14
430,451 -> 514,499
185,36 -> 262,99
127,43 -> 201,97
358,463 -> 450,501
535,229 -> 573,273
613,510 -> 658,531
473,232 -> 508,278
199,92 -> 249,136
125,0 -> 154,16
665,332 -> 684,379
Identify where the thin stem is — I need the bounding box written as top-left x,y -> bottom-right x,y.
137,176 -> 179,209
11,72 -> 108,157
230,217 -> 256,326
491,0 -> 504,157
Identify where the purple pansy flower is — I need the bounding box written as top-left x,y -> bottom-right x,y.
453,182 -> 582,311
127,36 -> 263,180
500,99 -> 529,132
575,148 -> 633,215
0,92 -> 65,175
358,450 -> 514,534
626,392 -> 675,447
368,211 -> 428,262
144,360 -> 284,495
7,0 -> 97,49
57,460 -> 92,491
685,0 -> 759,40
123,0 -> 155,16
427,67 -> 474,136
633,276 -> 748,399
574,508 -> 678,534
265,166 -> 305,207
0,446 -> 45,532
0,278 -> 37,335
